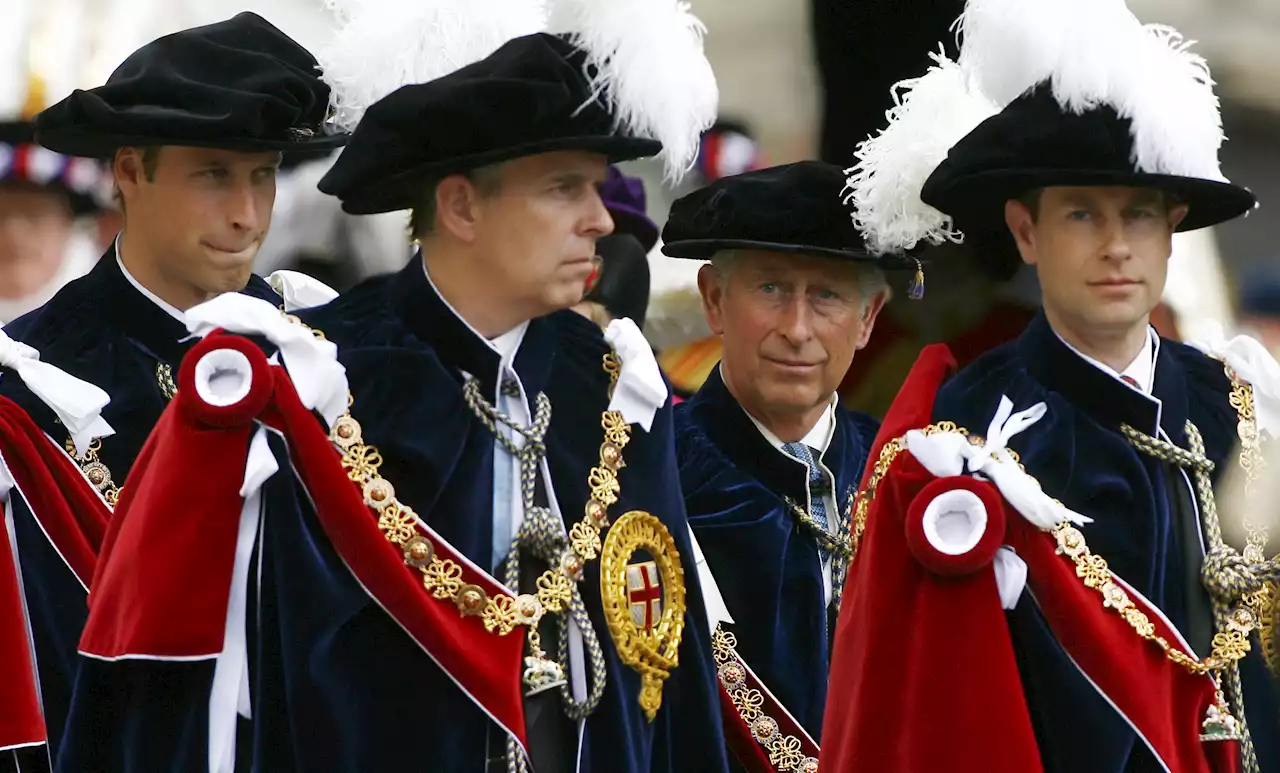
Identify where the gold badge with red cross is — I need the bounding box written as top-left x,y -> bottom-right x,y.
600,510 -> 686,721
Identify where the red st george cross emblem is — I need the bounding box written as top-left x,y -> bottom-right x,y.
627,561 -> 664,633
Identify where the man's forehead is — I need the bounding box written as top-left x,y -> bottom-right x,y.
734,250 -> 860,278
1042,185 -> 1167,205
509,150 -> 609,181
154,145 -> 283,166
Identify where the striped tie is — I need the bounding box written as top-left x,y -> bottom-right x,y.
781,442 -> 831,555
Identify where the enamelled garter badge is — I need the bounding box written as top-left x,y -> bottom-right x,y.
600,510 -> 687,721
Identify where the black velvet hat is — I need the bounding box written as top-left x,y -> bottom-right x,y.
317,33 -> 662,215
921,86 -> 1256,235
34,12 -> 346,158
661,161 -> 904,266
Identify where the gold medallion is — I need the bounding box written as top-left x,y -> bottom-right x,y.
600,510 -> 686,721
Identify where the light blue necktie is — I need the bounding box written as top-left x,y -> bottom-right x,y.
781,442 -> 831,551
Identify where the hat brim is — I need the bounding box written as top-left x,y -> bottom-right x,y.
323,135 -> 662,215
925,168 -> 1257,233
34,128 -> 350,160
0,121 -> 35,145
661,237 -> 913,269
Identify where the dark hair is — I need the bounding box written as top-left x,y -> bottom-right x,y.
1016,188 -> 1044,221
408,163 -> 505,239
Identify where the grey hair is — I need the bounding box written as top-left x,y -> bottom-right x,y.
709,249 -> 887,315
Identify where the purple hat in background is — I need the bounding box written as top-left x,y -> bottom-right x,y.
600,166 -> 659,253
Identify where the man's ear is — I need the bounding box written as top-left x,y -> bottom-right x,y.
697,263 -> 727,336
1004,199 -> 1038,266
854,290 -> 889,350
113,148 -> 147,204
434,175 -> 484,244
1168,202 -> 1190,232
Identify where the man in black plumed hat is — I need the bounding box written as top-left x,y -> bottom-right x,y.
661,160 -> 895,767
0,12 -> 345,503
55,3 -> 730,771
827,0 -> 1280,770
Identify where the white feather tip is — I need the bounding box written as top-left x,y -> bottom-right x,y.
1123,25 -> 1225,181
548,0 -> 719,183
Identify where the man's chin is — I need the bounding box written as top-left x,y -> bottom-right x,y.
203,264 -> 256,295
759,383 -> 827,413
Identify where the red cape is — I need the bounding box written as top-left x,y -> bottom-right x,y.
0,396 -> 110,749
80,333 -> 528,747
821,344 -> 1238,773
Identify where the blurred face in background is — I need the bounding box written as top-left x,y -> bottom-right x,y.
0,184 -> 74,299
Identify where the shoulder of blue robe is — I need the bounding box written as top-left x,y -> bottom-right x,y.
290,263 -> 730,773
674,370 -> 874,740
0,254 -> 280,480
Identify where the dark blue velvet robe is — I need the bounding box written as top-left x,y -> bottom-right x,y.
56,257 -> 728,773
933,312 -> 1279,773
0,249 -> 278,770
7,490 -> 85,772
0,248 -> 280,483
674,367 -> 878,740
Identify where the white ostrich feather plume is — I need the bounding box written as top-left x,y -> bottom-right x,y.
845,51 -> 997,256
546,0 -> 719,182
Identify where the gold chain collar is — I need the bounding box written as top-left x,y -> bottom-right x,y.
1220,368 -> 1278,679
712,625 -> 818,773
327,348 -> 630,644
65,362 -> 177,508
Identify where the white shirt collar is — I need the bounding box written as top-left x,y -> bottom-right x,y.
744,394 -> 837,456
115,238 -> 185,323
1055,326 -> 1160,394
491,323 -> 529,364
421,257 -> 528,364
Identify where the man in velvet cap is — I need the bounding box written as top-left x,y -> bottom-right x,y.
0,12 -> 345,504
663,160 -> 897,764
55,3 -> 729,772
830,0 -> 1279,770
0,12 -> 342,769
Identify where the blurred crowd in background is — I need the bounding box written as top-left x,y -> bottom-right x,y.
5,0 -> 1280,415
